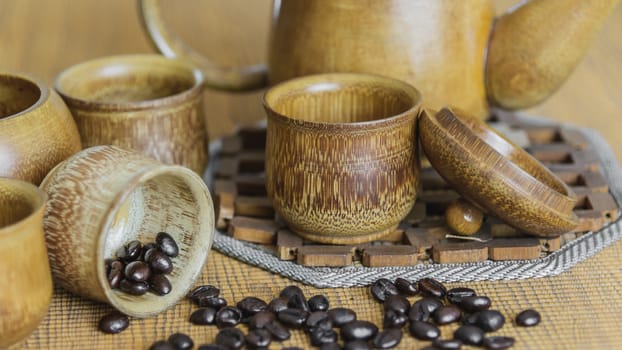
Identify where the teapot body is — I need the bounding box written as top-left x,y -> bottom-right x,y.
269,0 -> 494,119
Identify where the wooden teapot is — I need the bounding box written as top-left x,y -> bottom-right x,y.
139,0 -> 619,120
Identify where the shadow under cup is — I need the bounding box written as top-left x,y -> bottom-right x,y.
263,73 -> 422,244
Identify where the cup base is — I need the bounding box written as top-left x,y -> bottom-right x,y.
290,224 -> 398,245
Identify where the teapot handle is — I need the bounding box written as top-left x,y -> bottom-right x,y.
138,0 -> 268,91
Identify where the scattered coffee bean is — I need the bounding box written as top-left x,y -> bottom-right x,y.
383,294 -> 410,314
189,307 -> 216,325
199,296 -> 227,310
156,232 -> 179,257
197,345 -> 227,350
482,336 -> 515,350
125,261 -> 151,282
168,333 -> 194,350
383,309 -> 408,329
306,311 -> 332,331
147,249 -> 173,274
288,292 -> 310,312
237,297 -> 267,317
215,327 -> 245,349
432,338 -> 463,350
373,328 -> 402,349
394,277 -> 419,296
328,307 -> 357,327
245,328 -> 271,349
434,305 -> 462,324
265,320 -> 291,341
447,287 -> 476,304
278,308 -> 309,328
268,297 -> 289,313
149,340 -> 175,350
459,296 -> 491,313
308,294 -> 330,312
149,274 -> 172,296
249,311 -> 275,330
371,278 -> 399,302
516,309 -> 540,327
189,284 -> 220,302
454,325 -> 485,346
464,310 -> 505,332
344,340 -> 373,350
418,277 -> 447,298
341,320 -> 378,341
409,297 -> 443,322
320,343 -> 340,350
409,320 -> 440,340
119,279 -> 149,295
108,260 -> 124,289
98,312 -> 129,334
215,306 -> 243,328
279,285 -> 304,301
310,328 -> 338,346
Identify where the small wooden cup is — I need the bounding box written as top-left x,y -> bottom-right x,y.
54,54 -> 208,175
0,178 -> 52,349
40,146 -> 215,318
263,73 -> 422,244
0,72 -> 81,185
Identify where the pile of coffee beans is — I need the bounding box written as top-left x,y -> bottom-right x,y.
105,232 -> 179,297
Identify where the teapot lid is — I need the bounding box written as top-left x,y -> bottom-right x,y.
419,107 -> 579,237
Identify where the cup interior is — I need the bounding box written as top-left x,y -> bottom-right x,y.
0,75 -> 41,119
99,169 -> 212,317
0,178 -> 46,231
264,74 -> 420,124
56,55 -> 200,105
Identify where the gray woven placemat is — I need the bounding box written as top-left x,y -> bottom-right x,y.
205,117 -> 622,288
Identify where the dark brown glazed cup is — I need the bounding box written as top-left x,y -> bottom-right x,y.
263,73 -> 422,244
54,54 -> 208,175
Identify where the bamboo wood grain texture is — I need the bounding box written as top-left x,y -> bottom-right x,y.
0,1 -> 621,349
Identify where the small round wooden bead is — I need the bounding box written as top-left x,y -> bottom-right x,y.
445,199 -> 484,235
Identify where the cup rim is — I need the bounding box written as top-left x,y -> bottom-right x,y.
54,54 -> 204,112
262,73 -> 422,130
0,177 -> 48,235
0,72 -> 50,121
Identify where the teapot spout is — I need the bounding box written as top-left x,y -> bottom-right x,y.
486,0 -> 620,109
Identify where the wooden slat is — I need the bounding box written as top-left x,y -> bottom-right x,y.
227,216 -> 279,244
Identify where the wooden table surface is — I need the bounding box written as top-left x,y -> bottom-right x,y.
2,1 -> 622,349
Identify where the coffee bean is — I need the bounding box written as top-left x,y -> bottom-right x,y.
279,285 -> 304,301
431,338 -> 462,350
287,292 -> 310,312
156,231 -> 179,257
459,296 -> 491,313
108,260 -> 124,289
215,327 -> 245,349
215,306 -> 243,328
433,305 -> 462,325
453,325 -> 484,346
383,294 -> 410,314
464,310 -> 505,332
319,343 -> 340,350
306,311 -> 332,331
197,345 -> 227,350
141,242 -> 157,259
117,240 -> 142,262
168,333 -> 194,350
394,277 -> 419,296
98,312 -> 129,334
310,328 -> 338,346
237,297 -> 267,317
189,285 -> 220,302
447,287 -> 476,304
343,340 -> 373,350
341,320 -> 378,341
371,278 -> 399,302
383,309 -> 408,329
482,336 -> 515,349
328,307 -> 357,327
249,311 -> 275,330
245,329 -> 271,349
125,261 -> 151,282
119,279 -> 149,295
149,340 -> 175,350
372,328 -> 402,349
149,274 -> 172,296
264,320 -> 290,341
409,297 -> 443,322
147,249 -> 173,274
268,297 -> 289,313
308,295 -> 330,312
278,308 -> 309,328
418,278 -> 447,298
515,309 -> 540,327
199,296 -> 227,310
409,320 -> 440,340
189,307 -> 216,325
